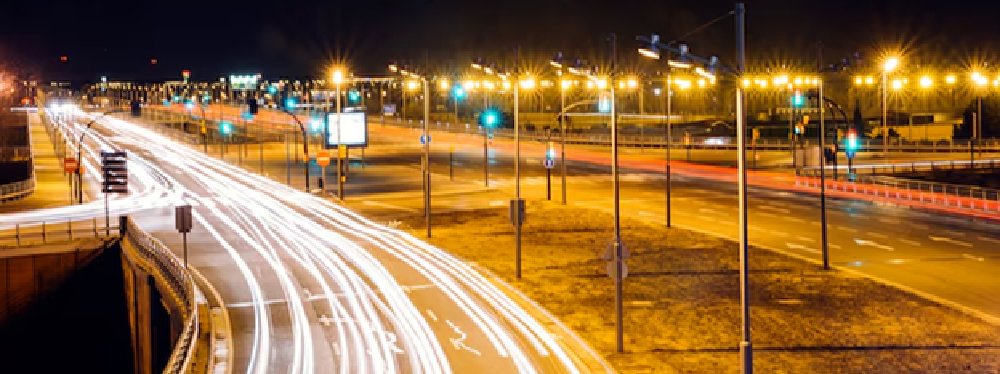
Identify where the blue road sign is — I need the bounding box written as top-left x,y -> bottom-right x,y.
420,134 -> 432,145
544,158 -> 555,169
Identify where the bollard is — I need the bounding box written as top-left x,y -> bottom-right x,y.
42,222 -> 46,243
119,215 -> 129,236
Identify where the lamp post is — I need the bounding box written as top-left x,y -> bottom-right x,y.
882,57 -> 899,157
333,69 -> 344,200
392,63 -> 433,237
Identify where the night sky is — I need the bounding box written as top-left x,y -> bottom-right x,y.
4,0 -> 1000,83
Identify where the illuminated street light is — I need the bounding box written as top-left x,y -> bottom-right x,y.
884,57 -> 900,72
891,79 -> 904,90
520,77 -> 536,90
463,80 -> 475,90
439,79 -> 449,90
332,69 -> 344,85
946,75 -> 957,84
407,80 -> 419,91
919,76 -> 933,88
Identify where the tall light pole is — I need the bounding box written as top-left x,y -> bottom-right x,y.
734,5 -> 751,373
333,69 -> 344,200
882,56 -> 899,157
423,75 -> 431,238
550,53 -> 569,205
665,73 -> 672,227
818,43 -> 830,270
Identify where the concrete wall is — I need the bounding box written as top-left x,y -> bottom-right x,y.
0,239 -> 106,324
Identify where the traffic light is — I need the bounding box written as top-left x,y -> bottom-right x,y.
598,92 -> 611,113
348,90 -> 361,104
845,129 -> 858,158
792,90 -> 804,107
220,121 -> 232,135
546,141 -> 556,160
480,109 -> 500,128
454,87 -> 465,99
184,99 -> 194,110
284,98 -> 296,109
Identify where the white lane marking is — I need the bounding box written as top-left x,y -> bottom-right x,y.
749,225 -> 765,232
929,236 -> 973,247
942,230 -> 967,237
758,212 -> 780,218
797,236 -> 815,242
446,320 -> 482,356
426,310 -> 438,322
854,239 -> 894,251
899,239 -> 922,247
963,253 -> 986,262
868,232 -> 888,239
837,226 -> 859,233
362,200 -> 420,213
489,200 -> 505,206
911,223 -> 930,230
769,230 -> 790,237
698,208 -> 724,215
400,284 -> 435,293
784,216 -> 806,223
758,205 -> 791,214
829,244 -> 842,249
639,211 -> 655,216
878,217 -> 902,224
786,242 -> 819,253
979,236 -> 1000,244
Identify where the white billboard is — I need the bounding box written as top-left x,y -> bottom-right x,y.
325,112 -> 368,148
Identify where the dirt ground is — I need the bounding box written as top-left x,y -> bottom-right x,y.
397,202 -> 1000,374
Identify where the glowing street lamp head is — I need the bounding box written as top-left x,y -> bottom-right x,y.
331,69 -> 344,85
883,57 -> 899,72
945,75 -> 956,84
919,76 -> 933,88
891,79 -> 904,90
520,78 -> 536,90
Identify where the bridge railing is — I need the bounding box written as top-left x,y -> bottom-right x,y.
120,217 -> 200,374
795,171 -> 1000,213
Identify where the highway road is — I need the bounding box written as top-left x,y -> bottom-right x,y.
15,106 -> 612,374
344,128 -> 1000,326
144,104 -> 1000,325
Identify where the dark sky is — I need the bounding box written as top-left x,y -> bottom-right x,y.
4,0 -> 1000,83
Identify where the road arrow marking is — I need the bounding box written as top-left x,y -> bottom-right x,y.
929,236 -> 973,247
979,236 -> 1000,244
854,238 -> 895,251
963,253 -> 986,262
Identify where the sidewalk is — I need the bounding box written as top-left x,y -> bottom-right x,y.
0,113 -> 73,213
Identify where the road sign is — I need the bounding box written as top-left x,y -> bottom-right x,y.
100,151 -> 128,193
420,134 -> 432,145
543,158 -> 554,169
509,198 -> 526,227
383,104 -> 396,115
606,261 -> 629,279
316,151 -> 331,167
602,238 -> 632,261
64,157 -> 78,173
175,205 -> 193,233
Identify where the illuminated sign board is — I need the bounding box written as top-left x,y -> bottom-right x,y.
324,112 -> 368,148
229,74 -> 261,91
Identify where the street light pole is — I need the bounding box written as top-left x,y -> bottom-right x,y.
514,49 -> 523,278
336,80 -> 344,200
665,73 -> 672,228
819,43 -> 830,270
735,4 -> 753,374
608,33 -> 626,355
560,72 -> 567,205
424,78 -> 432,238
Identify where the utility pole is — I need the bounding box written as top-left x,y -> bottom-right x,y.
514,45 -> 523,278
424,77 -> 431,238
560,72 -> 568,205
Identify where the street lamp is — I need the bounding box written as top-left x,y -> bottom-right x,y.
639,4 -> 749,369
551,52 -> 569,205
389,63 -> 432,237
332,68 -> 345,200
882,56 -> 900,157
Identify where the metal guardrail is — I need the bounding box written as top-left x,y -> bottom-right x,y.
121,217 -> 200,374
795,172 -> 1000,213
0,178 -> 36,202
0,218 -> 117,246
376,117 -> 1000,152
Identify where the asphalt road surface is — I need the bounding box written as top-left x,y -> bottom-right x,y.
10,106 -> 612,374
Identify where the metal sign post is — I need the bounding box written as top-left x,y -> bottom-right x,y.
317,151 -> 330,197
544,158 -> 554,200
509,198 -> 526,278
175,205 -> 193,270
101,151 -> 128,235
